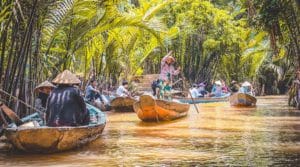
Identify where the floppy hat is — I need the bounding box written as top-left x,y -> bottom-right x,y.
215,80 -> 222,86
242,81 -> 251,87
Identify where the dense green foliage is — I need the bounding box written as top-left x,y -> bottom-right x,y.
0,0 -> 299,114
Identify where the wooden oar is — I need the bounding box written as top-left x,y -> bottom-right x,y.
0,108 -> 9,137
172,79 -> 182,86
179,75 -> 200,113
0,89 -> 44,114
0,109 -> 9,126
187,90 -> 199,113
0,89 -> 45,125
0,102 -> 23,125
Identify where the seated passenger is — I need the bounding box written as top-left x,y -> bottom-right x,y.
151,79 -> 160,96
239,81 -> 254,96
163,80 -> 172,100
230,80 -> 240,93
46,70 -> 90,127
190,84 -> 200,98
85,80 -> 105,109
197,83 -> 207,97
116,81 -> 130,97
211,80 -> 223,97
34,81 -> 55,112
221,80 -> 229,93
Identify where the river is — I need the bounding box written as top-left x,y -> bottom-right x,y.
1,96 -> 300,166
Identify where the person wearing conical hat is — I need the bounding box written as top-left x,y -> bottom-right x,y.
159,51 -> 181,82
210,80 -> 223,97
46,70 -> 90,127
34,81 -> 55,112
156,51 -> 181,99
239,81 -> 254,96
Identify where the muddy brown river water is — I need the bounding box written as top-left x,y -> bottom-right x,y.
1,96 -> 300,166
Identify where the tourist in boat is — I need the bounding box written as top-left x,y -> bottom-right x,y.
197,82 -> 207,97
230,80 -> 240,93
190,84 -> 200,98
85,79 -> 105,109
210,80 -> 223,97
34,81 -> 55,112
221,80 -> 229,93
239,81 -> 254,96
97,86 -> 112,110
163,80 -> 172,100
151,79 -> 160,96
116,81 -> 130,97
159,50 -> 181,82
46,70 -> 90,127
156,80 -> 165,99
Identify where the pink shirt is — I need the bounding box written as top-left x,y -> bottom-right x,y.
159,56 -> 180,81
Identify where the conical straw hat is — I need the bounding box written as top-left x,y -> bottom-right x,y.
242,81 -> 251,87
34,81 -> 55,91
215,80 -> 222,86
165,51 -> 175,62
52,70 -> 81,84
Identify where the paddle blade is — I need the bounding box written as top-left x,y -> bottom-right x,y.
0,102 -> 23,125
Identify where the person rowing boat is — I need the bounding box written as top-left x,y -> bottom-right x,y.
155,51 -> 181,99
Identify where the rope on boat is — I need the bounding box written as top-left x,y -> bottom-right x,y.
0,89 -> 44,115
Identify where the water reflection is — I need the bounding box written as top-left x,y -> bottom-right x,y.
1,96 -> 300,166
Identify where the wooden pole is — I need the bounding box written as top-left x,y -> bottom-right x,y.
180,74 -> 200,113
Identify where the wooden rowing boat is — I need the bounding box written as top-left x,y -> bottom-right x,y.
175,93 -> 230,104
133,95 -> 190,122
229,93 -> 257,107
111,96 -> 137,112
4,104 -> 106,153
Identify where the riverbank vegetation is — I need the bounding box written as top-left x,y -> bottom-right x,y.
0,0 -> 299,115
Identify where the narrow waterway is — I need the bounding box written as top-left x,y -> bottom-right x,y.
1,96 -> 300,166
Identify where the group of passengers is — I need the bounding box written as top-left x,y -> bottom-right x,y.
189,80 -> 254,98
34,50 -> 254,127
151,50 -> 254,100
34,70 -> 131,127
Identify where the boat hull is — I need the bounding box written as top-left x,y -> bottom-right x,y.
175,94 -> 230,104
4,105 -> 106,153
133,95 -> 190,122
229,93 -> 257,107
111,97 -> 137,112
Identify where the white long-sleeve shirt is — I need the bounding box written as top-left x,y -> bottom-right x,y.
116,85 -> 129,97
